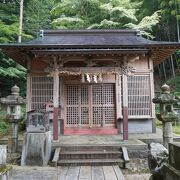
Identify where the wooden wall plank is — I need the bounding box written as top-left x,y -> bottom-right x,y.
103,166 -> 117,180
113,166 -> 125,180
57,166 -> 69,180
92,166 -> 104,180
65,166 -> 80,180
79,166 -> 92,180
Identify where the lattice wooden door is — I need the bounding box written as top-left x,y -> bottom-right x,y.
92,84 -> 115,127
66,84 -> 115,128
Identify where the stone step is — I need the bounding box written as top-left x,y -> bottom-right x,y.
59,150 -> 122,159
60,145 -> 121,152
57,158 -> 125,167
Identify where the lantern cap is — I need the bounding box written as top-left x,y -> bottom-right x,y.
161,84 -> 170,94
11,85 -> 20,95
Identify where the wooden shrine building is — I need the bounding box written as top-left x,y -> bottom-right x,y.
0,29 -> 179,140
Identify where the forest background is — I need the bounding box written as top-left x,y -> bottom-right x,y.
0,0 -> 180,97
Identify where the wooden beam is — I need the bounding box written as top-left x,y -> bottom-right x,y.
31,48 -> 148,56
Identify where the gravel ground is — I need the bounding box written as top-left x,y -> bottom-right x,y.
123,158 -> 151,180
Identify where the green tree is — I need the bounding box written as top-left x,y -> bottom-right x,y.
51,0 -> 160,38
0,0 -> 54,97
24,0 -> 54,36
0,3 -> 19,43
0,2 -> 27,96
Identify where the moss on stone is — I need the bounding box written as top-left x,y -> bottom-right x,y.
0,165 -> 12,175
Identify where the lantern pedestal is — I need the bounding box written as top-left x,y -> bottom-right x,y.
8,121 -> 19,153
21,131 -> 51,166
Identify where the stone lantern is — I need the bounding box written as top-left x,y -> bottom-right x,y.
153,84 -> 179,149
0,85 -> 26,153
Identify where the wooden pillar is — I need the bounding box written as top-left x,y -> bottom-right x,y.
115,74 -> 121,133
122,73 -> 128,140
149,57 -> 156,132
53,68 -> 59,140
26,57 -> 31,111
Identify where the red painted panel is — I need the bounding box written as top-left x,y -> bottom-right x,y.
64,128 -> 118,135
123,106 -> 128,140
53,107 -> 59,140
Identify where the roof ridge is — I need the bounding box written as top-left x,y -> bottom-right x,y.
40,29 -> 140,36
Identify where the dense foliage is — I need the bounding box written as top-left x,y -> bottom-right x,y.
0,0 -> 180,97
0,0 -> 54,96
51,0 -> 160,38
0,105 -> 8,136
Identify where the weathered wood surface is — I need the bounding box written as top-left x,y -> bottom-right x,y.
79,166 -> 91,180
92,166 -> 104,180
52,148 -> 61,167
122,146 -> 130,162
113,166 -> 125,180
65,166 -> 80,180
103,166 -> 117,180
12,166 -> 125,180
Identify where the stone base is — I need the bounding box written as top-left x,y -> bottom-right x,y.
21,131 -> 51,166
0,145 -> 7,165
8,137 -> 18,153
169,142 -> 180,171
163,164 -> 180,180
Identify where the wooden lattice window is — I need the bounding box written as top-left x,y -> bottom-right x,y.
31,76 -> 53,110
66,85 -> 79,125
127,75 -> 151,117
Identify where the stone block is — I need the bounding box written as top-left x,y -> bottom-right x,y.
148,143 -> 168,179
21,131 -> 51,166
169,142 -> 180,171
0,145 -> 7,165
163,164 -> 180,180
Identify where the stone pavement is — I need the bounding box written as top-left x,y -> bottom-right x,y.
1,128 -> 180,146
12,165 -> 125,180
124,174 -> 150,180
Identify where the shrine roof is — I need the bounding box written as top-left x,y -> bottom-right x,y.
1,29 -> 179,47
0,29 -> 180,66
